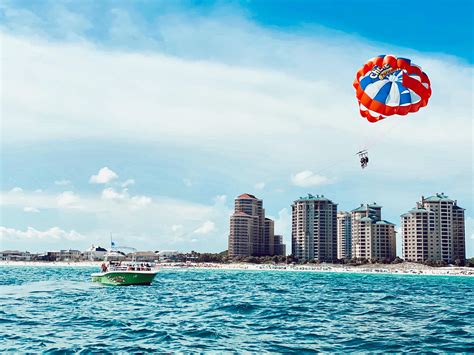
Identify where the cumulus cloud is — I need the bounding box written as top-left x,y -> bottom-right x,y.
1,28 -> 472,187
194,221 -> 216,235
89,167 -> 118,184
23,206 -> 40,213
101,187 -> 152,210
0,226 -> 86,241
130,195 -> 152,210
54,179 -> 71,186
291,170 -> 332,187
121,179 -> 135,187
101,187 -> 128,201
56,191 -> 82,209
9,187 -> 23,193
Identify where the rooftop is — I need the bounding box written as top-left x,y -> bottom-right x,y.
85,245 -> 107,252
376,220 -> 396,226
368,202 -> 382,208
295,193 -> 333,202
337,211 -> 351,216
423,193 -> 454,203
351,204 -> 377,213
237,193 -> 258,200
407,207 -> 434,214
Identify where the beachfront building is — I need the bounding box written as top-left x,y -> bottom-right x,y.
273,235 -> 286,256
83,245 -> 108,261
157,250 -> 180,261
228,193 -> 284,258
40,249 -> 82,262
401,193 -> 465,263
291,194 -> 337,262
337,211 -> 352,260
263,218 -> 275,256
0,250 -> 32,261
132,251 -> 158,262
351,203 -> 396,262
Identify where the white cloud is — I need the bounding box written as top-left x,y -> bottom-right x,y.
121,179 -> 135,187
254,182 -> 265,190
89,167 -> 118,184
101,187 -> 152,210
54,179 -> 71,186
3,30 -> 470,186
0,226 -> 86,241
130,195 -> 152,210
0,189 -> 227,252
182,178 -> 193,187
194,220 -> 216,235
23,206 -> 40,213
101,187 -> 128,201
10,187 -> 23,193
291,170 -> 332,187
56,191 -> 82,209
214,195 -> 227,204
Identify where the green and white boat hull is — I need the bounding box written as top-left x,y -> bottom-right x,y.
91,271 -> 158,286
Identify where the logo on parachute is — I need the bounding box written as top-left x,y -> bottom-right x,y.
369,64 -> 398,80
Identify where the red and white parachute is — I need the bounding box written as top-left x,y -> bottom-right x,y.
353,55 -> 431,122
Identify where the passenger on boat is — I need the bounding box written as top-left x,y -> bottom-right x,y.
101,263 -> 108,272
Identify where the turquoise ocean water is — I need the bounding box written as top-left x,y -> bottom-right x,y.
1,267 -> 473,352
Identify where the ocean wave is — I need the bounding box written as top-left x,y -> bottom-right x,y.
1,267 -> 473,352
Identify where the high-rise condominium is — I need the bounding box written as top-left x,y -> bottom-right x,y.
228,193 -> 285,258
291,194 -> 337,262
273,235 -> 286,257
351,203 -> 396,262
401,193 -> 465,263
337,211 -> 352,260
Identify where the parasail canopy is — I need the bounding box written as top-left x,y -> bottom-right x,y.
353,55 -> 431,122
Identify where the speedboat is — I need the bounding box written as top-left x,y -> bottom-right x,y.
91,261 -> 158,286
92,245 -> 158,286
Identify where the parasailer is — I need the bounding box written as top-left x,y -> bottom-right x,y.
356,150 -> 369,169
353,55 -> 431,123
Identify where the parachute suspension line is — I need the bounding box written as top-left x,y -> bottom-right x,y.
309,154 -> 355,178
363,122 -> 398,151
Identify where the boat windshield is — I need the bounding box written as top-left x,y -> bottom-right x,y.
104,261 -> 154,272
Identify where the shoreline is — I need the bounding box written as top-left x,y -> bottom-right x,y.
1,261 -> 473,277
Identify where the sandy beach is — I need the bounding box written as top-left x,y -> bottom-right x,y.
1,260 -> 473,277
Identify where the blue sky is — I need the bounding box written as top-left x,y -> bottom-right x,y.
1,0 -> 473,256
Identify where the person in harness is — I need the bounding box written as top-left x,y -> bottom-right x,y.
357,150 -> 369,169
